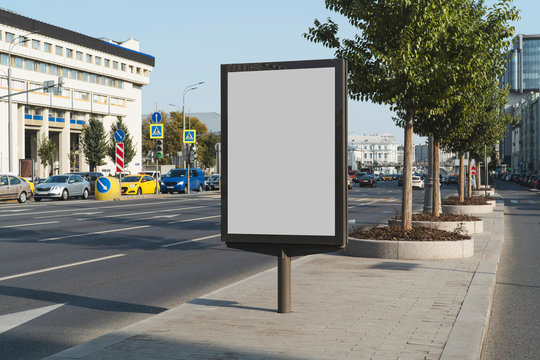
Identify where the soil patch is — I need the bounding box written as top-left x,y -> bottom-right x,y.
442,195 -> 493,205
392,213 -> 481,222
350,225 -> 471,242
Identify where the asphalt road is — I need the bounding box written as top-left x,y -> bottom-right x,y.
0,180 -> 456,360
481,181 -> 540,360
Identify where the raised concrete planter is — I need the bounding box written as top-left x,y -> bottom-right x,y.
345,237 -> 474,260
442,203 -> 494,214
472,189 -> 495,197
388,218 -> 483,234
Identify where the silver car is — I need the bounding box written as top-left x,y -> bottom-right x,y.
0,174 -> 31,203
34,175 -> 91,201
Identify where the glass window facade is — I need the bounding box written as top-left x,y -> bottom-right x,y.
503,35 -> 540,92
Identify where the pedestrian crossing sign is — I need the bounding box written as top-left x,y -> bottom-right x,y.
183,129 -> 196,143
150,124 -> 164,139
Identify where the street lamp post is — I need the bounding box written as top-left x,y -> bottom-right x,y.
181,82 -> 204,194
7,31 -> 39,173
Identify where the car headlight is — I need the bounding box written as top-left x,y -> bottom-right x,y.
50,186 -> 61,191
128,184 -> 137,188
177,181 -> 184,185
160,181 -> 164,185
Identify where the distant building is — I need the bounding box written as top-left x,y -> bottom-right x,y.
0,8 -> 154,176
348,134 -> 399,173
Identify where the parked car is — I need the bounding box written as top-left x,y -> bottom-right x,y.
205,174 -> 221,191
353,172 -> 367,183
382,174 -> 393,181
121,175 -> 157,195
446,175 -> 459,184
19,177 -> 35,195
160,168 -> 205,194
359,175 -> 377,188
34,174 -> 90,201
138,171 -> 160,180
412,176 -> 425,190
67,172 -> 104,194
0,174 -> 31,203
533,176 -> 540,190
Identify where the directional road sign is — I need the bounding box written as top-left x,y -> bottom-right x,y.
96,177 -> 112,194
114,129 -> 125,142
150,124 -> 164,139
151,112 -> 162,124
183,129 -> 196,143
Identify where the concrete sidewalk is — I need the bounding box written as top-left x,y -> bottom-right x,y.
44,204 -> 504,360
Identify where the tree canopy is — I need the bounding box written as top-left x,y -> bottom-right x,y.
81,118 -> 108,171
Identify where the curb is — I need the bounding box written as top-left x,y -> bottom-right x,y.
440,203 -> 505,360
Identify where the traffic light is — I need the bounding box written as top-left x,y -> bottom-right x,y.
156,139 -> 163,158
190,144 -> 198,161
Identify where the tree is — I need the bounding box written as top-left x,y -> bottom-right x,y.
107,117 -> 137,166
164,112 -> 208,167
305,0 -> 475,229
67,149 -> 79,172
198,133 -> 220,170
81,118 -> 108,171
37,134 -> 55,176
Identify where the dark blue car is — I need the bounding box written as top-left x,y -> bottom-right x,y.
160,168 -> 205,194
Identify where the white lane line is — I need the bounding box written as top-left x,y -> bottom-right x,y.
167,215 -> 220,224
1,221 -> 59,229
36,212 -> 104,220
510,200 -> 518,204
38,225 -> 150,242
0,303 -> 66,335
528,200 -> 536,204
348,200 -> 381,209
161,234 -> 221,248
0,254 -> 126,281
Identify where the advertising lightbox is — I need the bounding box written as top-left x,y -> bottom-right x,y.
221,59 -> 347,253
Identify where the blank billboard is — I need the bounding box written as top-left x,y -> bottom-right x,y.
221,59 -> 346,247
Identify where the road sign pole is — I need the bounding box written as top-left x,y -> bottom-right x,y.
156,145 -> 159,195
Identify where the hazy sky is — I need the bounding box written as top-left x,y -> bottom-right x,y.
4,1 -> 538,144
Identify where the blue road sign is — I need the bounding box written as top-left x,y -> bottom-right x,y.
96,177 -> 112,194
151,112 -> 162,124
114,129 -> 125,142
150,124 -> 164,139
184,129 -> 196,143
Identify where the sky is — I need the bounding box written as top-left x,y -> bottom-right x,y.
4,0 -> 539,144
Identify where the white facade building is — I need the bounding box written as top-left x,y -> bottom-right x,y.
348,134 -> 399,172
0,9 -> 154,176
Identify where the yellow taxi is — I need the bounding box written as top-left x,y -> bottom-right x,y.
19,177 -> 35,195
120,175 -> 157,195
382,174 -> 393,181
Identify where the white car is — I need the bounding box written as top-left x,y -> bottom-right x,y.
34,174 -> 91,201
412,176 -> 424,190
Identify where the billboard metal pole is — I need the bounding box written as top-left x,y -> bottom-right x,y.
278,247 -> 291,314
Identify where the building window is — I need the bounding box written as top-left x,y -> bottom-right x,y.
104,59 -> 110,67
86,54 -> 92,63
0,53 -> 7,65
95,56 -> 101,65
24,59 -> 36,71
76,51 -> 83,61
121,63 -> 126,71
90,74 -> 98,83
113,61 -> 118,69
74,91 -> 89,101
32,39 -> 40,50
66,48 -> 73,58
55,46 -> 63,56
6,32 -> 14,43
44,43 -> 51,52
49,64 -> 58,75
14,57 -> 23,68
62,67 -> 68,77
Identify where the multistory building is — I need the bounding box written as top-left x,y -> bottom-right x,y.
348,134 -> 399,173
0,8 -> 154,176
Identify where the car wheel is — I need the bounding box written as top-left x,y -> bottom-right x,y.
198,185 -> 203,192
81,188 -> 89,199
183,187 -> 189,194
61,189 -> 69,200
34,197 -> 41,202
18,191 -> 27,203
137,187 -> 142,195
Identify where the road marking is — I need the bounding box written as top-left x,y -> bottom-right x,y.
0,303 -> 66,335
38,225 -> 150,242
151,214 -> 177,219
0,254 -> 126,281
36,212 -> 103,220
1,221 -> 59,229
167,215 -> 220,224
510,200 -> 518,204
528,200 -> 536,204
161,234 -> 221,248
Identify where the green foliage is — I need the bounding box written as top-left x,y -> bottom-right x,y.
81,118 -> 108,171
198,133 -> 220,170
107,117 -> 137,166
37,134 -> 55,168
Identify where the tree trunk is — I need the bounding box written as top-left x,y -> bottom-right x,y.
467,155 -> 472,198
459,152 -> 465,203
432,139 -> 440,217
477,162 -> 481,190
401,112 -> 414,231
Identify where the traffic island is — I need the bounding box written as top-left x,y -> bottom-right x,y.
345,225 -> 474,260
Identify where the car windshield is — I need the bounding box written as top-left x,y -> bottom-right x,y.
209,175 -> 219,181
45,175 -> 69,183
122,176 -> 141,182
166,170 -> 187,177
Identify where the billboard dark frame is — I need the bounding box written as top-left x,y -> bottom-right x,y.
221,59 -> 347,253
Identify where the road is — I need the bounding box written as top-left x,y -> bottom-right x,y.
481,181 -> 540,360
0,180 -> 454,359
